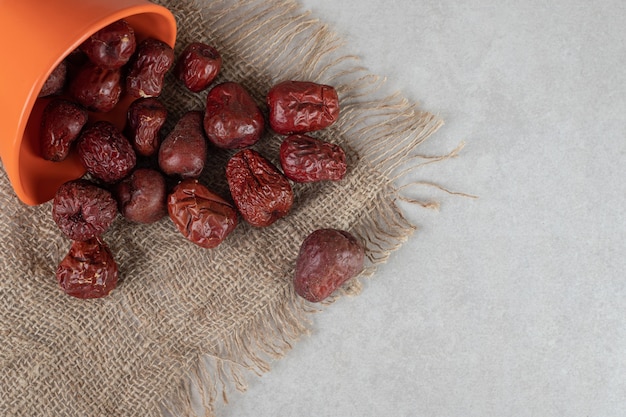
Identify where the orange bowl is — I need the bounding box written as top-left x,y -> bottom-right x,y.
0,0 -> 176,205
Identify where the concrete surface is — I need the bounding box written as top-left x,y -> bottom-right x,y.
218,1 -> 626,416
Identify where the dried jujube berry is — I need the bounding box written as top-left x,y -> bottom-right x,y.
52,179 -> 118,241
203,82 -> 264,149
293,228 -> 365,302
126,38 -> 174,98
114,168 -> 167,224
77,121 -> 136,183
279,134 -> 347,182
80,19 -> 136,69
38,60 -> 67,97
226,149 -> 293,227
175,42 -> 222,93
68,61 -> 122,113
56,237 -> 118,299
267,80 -> 340,135
39,99 -> 88,161
158,111 -> 207,178
126,97 -> 167,157
168,179 -> 238,248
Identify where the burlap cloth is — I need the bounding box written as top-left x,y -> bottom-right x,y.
0,0 -> 450,415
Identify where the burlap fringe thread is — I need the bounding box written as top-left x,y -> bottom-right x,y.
149,0 -> 465,416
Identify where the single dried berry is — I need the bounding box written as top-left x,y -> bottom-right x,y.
226,149 -> 293,227
168,179 -> 238,248
158,111 -> 207,178
279,134 -> 347,182
126,97 -> 167,157
114,168 -> 167,224
77,121 -> 136,183
68,61 -> 122,112
80,19 -> 136,69
38,60 -> 67,97
267,80 -> 340,135
203,82 -> 264,149
294,228 -> 365,302
126,38 -> 174,98
52,179 -> 118,241
40,99 -> 88,161
56,237 -> 118,299
175,42 -> 222,93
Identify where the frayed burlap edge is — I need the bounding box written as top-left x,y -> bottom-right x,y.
151,1 -> 465,416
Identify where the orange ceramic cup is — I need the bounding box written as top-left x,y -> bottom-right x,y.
0,0 -> 176,205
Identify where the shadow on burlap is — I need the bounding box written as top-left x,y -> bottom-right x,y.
0,0 -> 453,415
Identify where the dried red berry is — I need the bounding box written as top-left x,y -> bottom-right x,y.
39,99 -> 88,162
267,80 -> 340,135
38,60 -> 67,97
126,97 -> 167,157
175,42 -> 222,93
52,179 -> 118,241
126,38 -> 174,98
294,229 -> 365,302
56,237 -> 118,299
279,134 -> 347,182
158,111 -> 207,178
80,19 -> 136,69
68,61 -> 122,112
226,149 -> 293,227
77,121 -> 136,183
168,179 -> 238,248
114,168 -> 167,224
203,82 -> 265,149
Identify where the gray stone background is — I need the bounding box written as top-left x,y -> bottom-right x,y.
220,1 -> 626,416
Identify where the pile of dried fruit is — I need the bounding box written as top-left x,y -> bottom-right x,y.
38,19 -> 364,301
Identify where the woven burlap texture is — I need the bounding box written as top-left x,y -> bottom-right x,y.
0,0 -> 447,416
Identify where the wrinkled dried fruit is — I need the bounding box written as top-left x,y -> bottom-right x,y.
279,134 -> 347,182
68,61 -> 122,112
126,97 -> 167,157
158,111 -> 207,178
203,82 -> 264,149
267,80 -> 340,135
40,99 -> 88,161
52,179 -> 118,241
114,168 -> 167,224
175,42 -> 222,92
126,38 -> 174,98
168,179 -> 238,248
77,121 -> 136,183
226,149 -> 293,227
294,228 -> 365,302
38,60 -> 67,97
56,237 -> 118,299
80,19 -> 136,69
